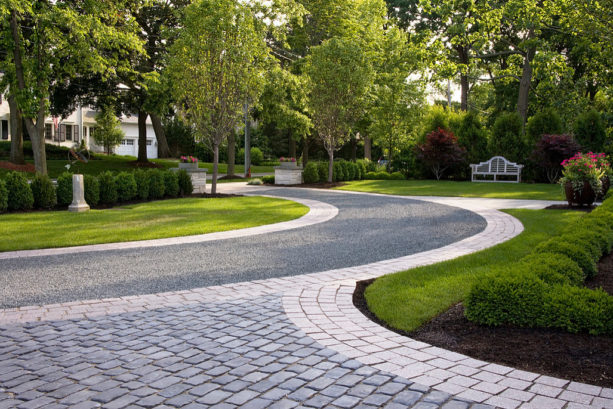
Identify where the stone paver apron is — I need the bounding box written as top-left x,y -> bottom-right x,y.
0,187 -> 610,409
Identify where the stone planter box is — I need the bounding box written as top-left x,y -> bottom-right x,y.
179,162 -> 199,170
274,167 -> 303,185
280,162 -> 298,169
172,167 -> 208,193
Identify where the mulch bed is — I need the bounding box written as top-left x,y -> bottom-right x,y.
218,174 -> 245,180
353,253 -> 613,387
128,161 -> 164,169
545,204 -> 596,212
0,161 -> 36,173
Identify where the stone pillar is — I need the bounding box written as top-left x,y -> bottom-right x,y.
69,174 -> 90,212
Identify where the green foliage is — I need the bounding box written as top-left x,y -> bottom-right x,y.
303,162 -> 320,183
237,147 -> 264,166
134,170 -> 150,201
262,175 -> 275,184
356,160 -> 368,179
164,117 -> 195,157
0,179 -> 8,212
163,171 -> 180,198
456,111 -> 489,165
317,162 -> 329,182
517,253 -> 584,285
56,173 -> 73,206
93,105 -> 126,155
114,172 -> 137,202
536,240 -> 597,278
148,170 -> 166,199
0,141 -> 77,161
341,161 -> 354,181
333,161 -> 345,182
84,175 -> 100,206
5,171 -> 34,211
364,171 -> 404,180
30,174 -> 57,209
574,109 -> 607,152
389,171 -> 405,180
526,109 -> 563,144
177,170 -> 193,196
98,171 -> 118,205
489,112 -> 525,162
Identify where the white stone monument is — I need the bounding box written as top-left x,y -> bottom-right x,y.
68,174 -> 90,212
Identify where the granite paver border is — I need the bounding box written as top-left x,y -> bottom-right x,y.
0,195 -> 338,260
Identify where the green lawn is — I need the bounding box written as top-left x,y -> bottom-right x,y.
0,196 -> 308,251
336,180 -> 564,200
365,209 -> 582,333
0,155 -> 275,178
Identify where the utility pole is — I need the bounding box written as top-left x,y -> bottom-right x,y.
244,101 -> 251,178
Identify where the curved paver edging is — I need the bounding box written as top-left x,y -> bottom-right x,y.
0,195 -> 338,261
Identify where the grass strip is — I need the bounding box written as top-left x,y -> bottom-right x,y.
336,180 -> 563,201
0,196 -> 308,251
365,209 -> 583,332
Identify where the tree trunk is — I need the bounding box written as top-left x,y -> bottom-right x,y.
150,113 -> 170,158
137,111 -> 149,163
227,132 -> 235,176
244,101 -> 251,177
212,143 -> 219,194
364,135 -> 371,160
302,137 -> 309,169
517,33 -> 536,125
289,136 -> 296,158
328,149 -> 334,183
457,45 -> 470,111
8,94 -> 24,165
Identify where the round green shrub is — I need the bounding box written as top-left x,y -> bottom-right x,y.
30,173 -> 57,209
376,171 -> 391,180
536,240 -> 597,278
317,162 -> 329,182
557,232 -> 601,261
177,170 -> 193,196
389,171 -> 405,180
465,271 -> 547,327
303,162 -> 320,184
350,162 -> 360,180
261,175 -> 275,184
148,169 -> 165,199
84,175 -> 100,206
333,161 -> 344,182
342,161 -> 355,181
115,172 -> 137,202
526,108 -> 563,144
0,179 -> 8,212
364,171 -> 377,180
518,252 -> 584,285
5,171 -> 34,211
98,171 -> 118,205
56,172 -> 73,206
163,171 -> 180,197
355,160 -> 367,179
133,170 -> 150,200
250,147 -> 264,166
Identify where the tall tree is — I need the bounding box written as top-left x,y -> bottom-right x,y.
305,37 -> 373,182
169,0 -> 268,194
1,0 -> 142,174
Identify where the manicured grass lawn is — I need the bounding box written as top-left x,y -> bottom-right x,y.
0,196 -> 308,251
336,180 -> 564,200
0,156 -> 275,178
365,209 -> 583,332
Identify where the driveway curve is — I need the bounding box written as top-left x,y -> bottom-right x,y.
0,188 -> 486,308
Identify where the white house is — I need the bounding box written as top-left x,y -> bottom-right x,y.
0,96 -> 158,159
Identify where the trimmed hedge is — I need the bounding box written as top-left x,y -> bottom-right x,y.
262,175 -> 275,184
5,171 -> 34,211
115,172 -> 137,202
333,161 -> 344,182
84,174 -> 100,206
317,162 -> 329,182
148,169 -> 165,200
30,174 -> 57,209
0,179 -> 7,213
56,173 -> 73,206
98,171 -> 118,205
303,162 -> 320,184
134,169 -> 150,200
364,171 -> 405,180
466,196 -> 613,335
163,171 -> 180,198
177,170 -> 193,196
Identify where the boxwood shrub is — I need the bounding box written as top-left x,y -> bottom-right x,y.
356,160 -> 367,179
303,162 -> 320,184
115,172 -> 137,202
317,162 -> 329,182
84,174 -> 100,206
148,169 -> 165,199
536,240 -> 597,278
262,175 -> 275,184
0,179 -> 8,212
134,169 -> 150,200
333,161 -> 344,182
98,171 -> 118,205
56,172 -> 73,206
163,170 -> 179,198
177,170 -> 193,196
5,171 -> 34,211
30,173 -> 57,209
516,252 -> 584,285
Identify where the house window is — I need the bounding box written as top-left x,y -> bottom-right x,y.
146,140 -> 152,146
65,124 -> 73,141
45,124 -> 52,140
83,126 -> 87,138
1,120 -> 8,140
73,125 -> 79,143
121,139 -> 134,146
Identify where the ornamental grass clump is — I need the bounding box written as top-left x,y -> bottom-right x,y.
559,152 -> 609,196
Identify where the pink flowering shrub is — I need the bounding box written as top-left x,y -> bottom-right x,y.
180,155 -> 198,163
279,157 -> 296,163
559,152 -> 609,195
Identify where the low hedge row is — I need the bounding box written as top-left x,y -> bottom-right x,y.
303,160 -> 369,183
465,199 -> 613,335
364,171 -> 405,180
0,169 -> 193,213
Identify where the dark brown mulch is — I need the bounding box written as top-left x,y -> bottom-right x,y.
218,174 -> 244,180
545,204 -> 596,212
265,182 -> 346,189
200,193 -> 243,199
353,253 -> 613,387
0,161 -> 36,173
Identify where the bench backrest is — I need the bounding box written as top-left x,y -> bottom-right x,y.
472,156 -> 522,173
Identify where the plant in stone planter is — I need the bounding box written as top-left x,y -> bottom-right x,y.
180,155 -> 198,163
179,155 -> 199,169
279,157 -> 296,163
559,152 -> 605,205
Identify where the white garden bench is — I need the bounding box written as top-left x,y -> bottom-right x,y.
470,156 -> 523,183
